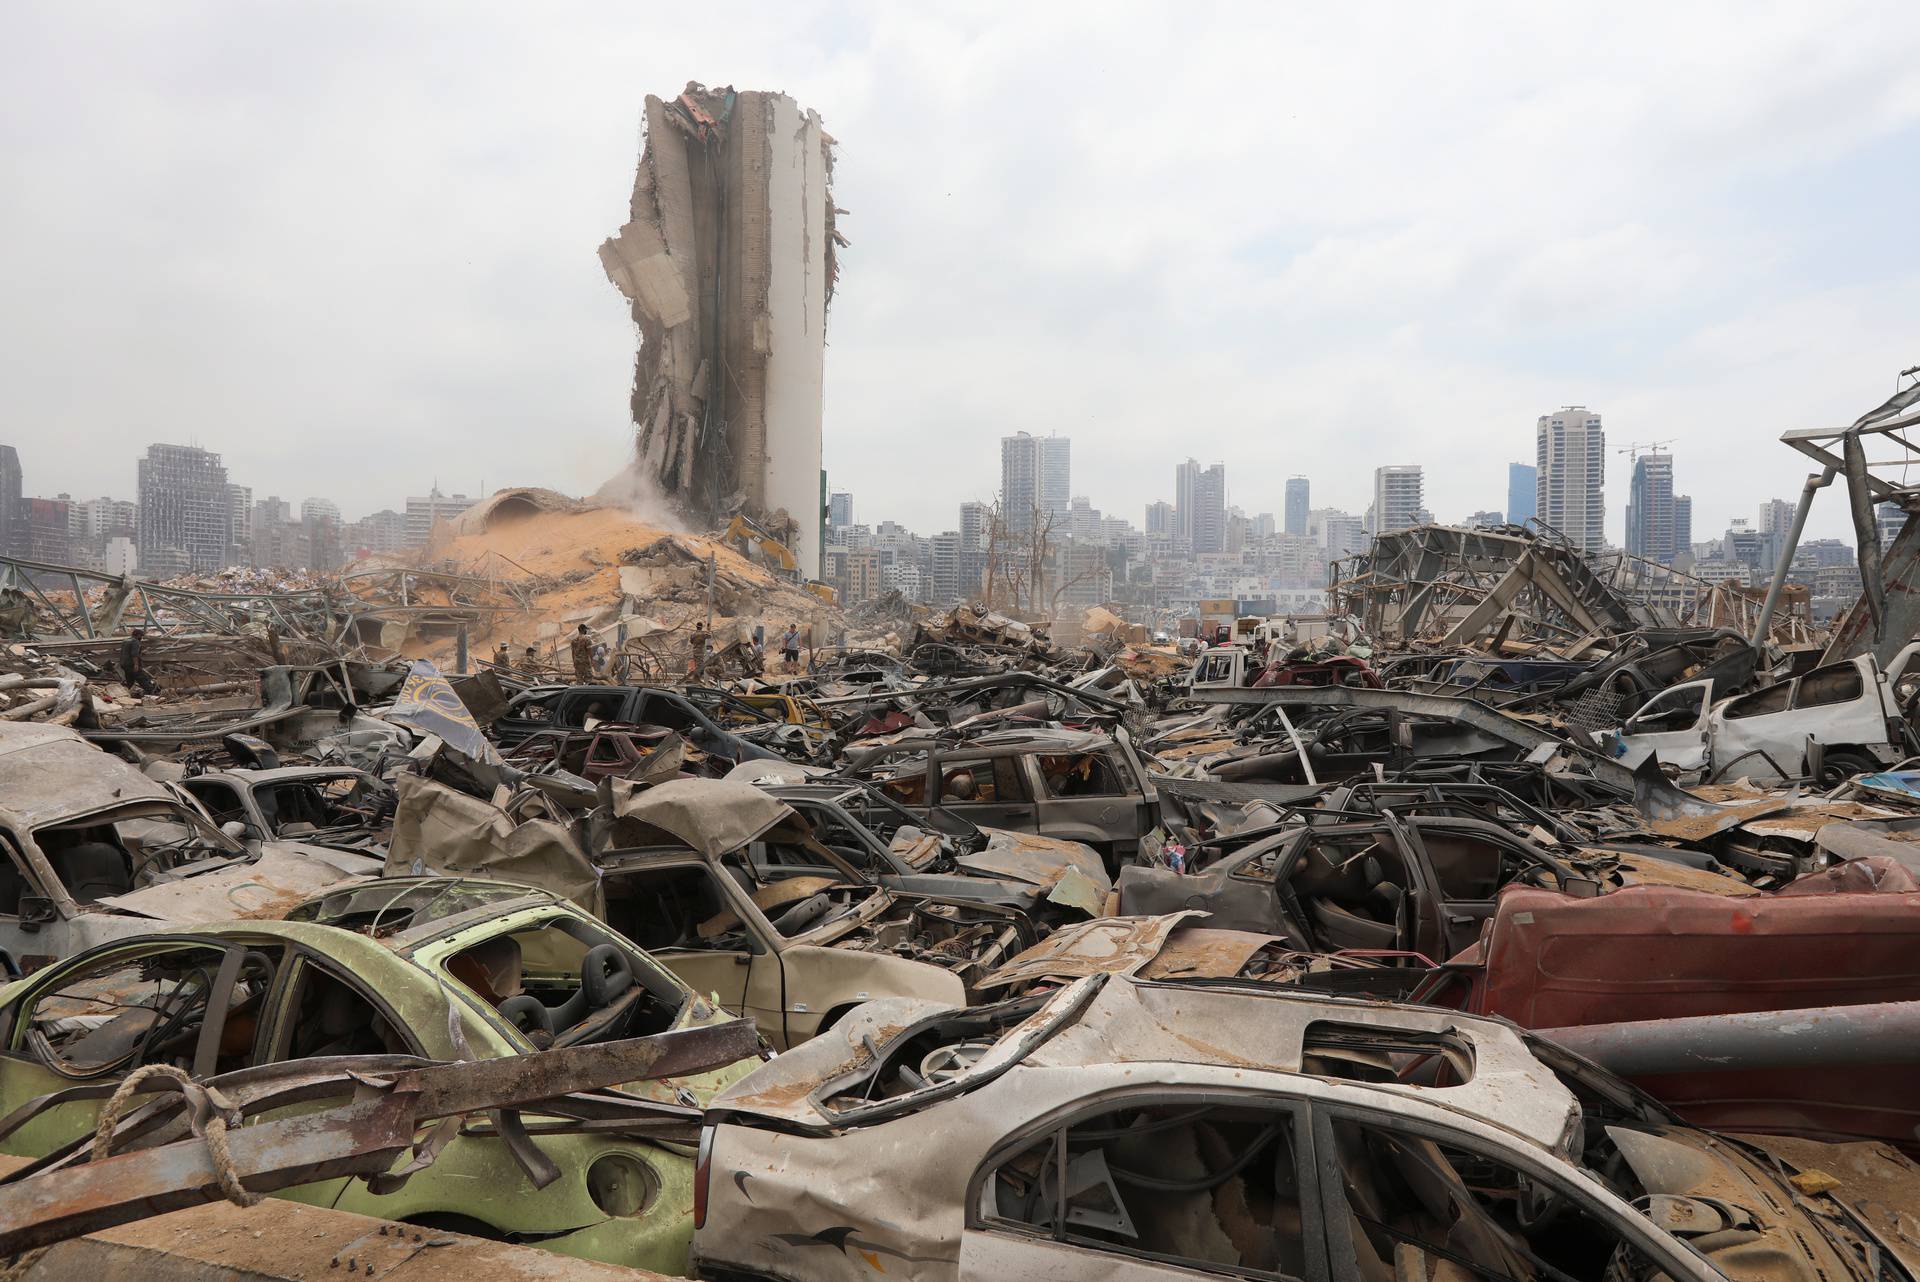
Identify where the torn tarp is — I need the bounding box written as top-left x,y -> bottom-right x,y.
384,660 -> 500,764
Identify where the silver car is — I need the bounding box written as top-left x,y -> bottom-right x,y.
693,976 -> 1917,1281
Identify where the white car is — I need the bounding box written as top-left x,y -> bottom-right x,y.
1596,642 -> 1920,783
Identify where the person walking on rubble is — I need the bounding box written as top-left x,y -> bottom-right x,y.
570,623 -> 595,683
119,626 -> 158,695
519,645 -> 542,678
780,622 -> 801,672
688,622 -> 708,679
492,641 -> 511,670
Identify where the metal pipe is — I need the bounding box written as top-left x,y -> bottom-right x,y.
1539,1000 -> 1920,1076
1274,703 -> 1318,785
1750,466 -> 1836,649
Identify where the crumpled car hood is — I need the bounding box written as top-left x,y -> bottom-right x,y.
1731,1133 -> 1920,1275
99,844 -> 379,922
959,827 -> 1113,908
1611,1125 -> 1918,1279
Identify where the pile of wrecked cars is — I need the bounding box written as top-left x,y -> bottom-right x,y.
2,607 -> 1919,1282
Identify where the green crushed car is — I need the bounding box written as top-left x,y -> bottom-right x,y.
0,877 -> 762,1274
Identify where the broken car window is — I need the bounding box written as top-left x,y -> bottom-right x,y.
604,864 -> 759,954
276,961 -> 409,1060
1792,661 -> 1865,709
980,1098 -> 1310,1279
1329,1117 -> 1648,1281
1034,753 -> 1127,799
25,943 -> 276,1078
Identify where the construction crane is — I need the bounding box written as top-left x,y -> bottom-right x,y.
1615,439 -> 1675,462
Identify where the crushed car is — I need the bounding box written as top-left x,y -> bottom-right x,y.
176,763 -> 393,853
1118,811 -> 1754,955
694,974 -> 1919,1280
1596,642 -> 1920,782
0,877 -> 761,1273
841,727 -> 1160,867
0,723 -> 377,965
753,779 -> 1112,919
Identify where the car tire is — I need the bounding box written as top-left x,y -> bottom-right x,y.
1817,749 -> 1877,787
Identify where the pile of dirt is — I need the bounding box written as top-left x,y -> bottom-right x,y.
395,505 -> 844,673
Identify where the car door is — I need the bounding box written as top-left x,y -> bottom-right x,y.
1400,821 -> 1532,958
0,936 -> 277,1158
960,1089 -> 1326,1281
1602,680 -> 1710,770
607,860 -> 792,1045
1310,1104 -> 1711,1281
931,753 -> 1039,833
1032,748 -> 1148,859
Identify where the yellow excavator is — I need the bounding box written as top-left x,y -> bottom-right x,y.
721,514 -> 838,604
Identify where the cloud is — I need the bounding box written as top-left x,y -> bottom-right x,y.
0,0 -> 1916,551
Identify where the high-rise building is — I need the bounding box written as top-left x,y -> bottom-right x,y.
827,491 -> 853,530
404,490 -> 474,548
1877,501 -> 1905,549
1283,477 -> 1310,536
1175,459 -> 1227,553
137,444 -> 235,575
1040,436 -> 1070,522
1507,463 -> 1537,526
345,509 -> 408,557
223,485 -> 252,563
1674,495 -> 1693,556
1371,465 -> 1424,536
1144,500 -> 1173,537
959,501 -> 991,551
1309,509 -> 1367,559
302,497 -> 344,571
999,433 -> 1070,531
21,498 -> 72,564
1756,498 -> 1794,544
1535,407 -> 1605,554
0,446 -> 21,557
1625,452 -> 1677,563
927,531 -> 963,604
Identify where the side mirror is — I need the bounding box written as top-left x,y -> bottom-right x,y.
220,821 -> 251,841
17,897 -> 55,932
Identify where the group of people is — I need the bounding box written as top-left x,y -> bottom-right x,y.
487,618 -> 808,687
491,626 -> 617,684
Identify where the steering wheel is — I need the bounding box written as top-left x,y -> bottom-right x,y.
1514,863 -> 1563,890
136,967 -> 214,1064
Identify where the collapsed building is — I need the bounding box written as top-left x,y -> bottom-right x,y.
599,83 -> 843,580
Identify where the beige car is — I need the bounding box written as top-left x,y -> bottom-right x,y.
590,780 -> 1036,1048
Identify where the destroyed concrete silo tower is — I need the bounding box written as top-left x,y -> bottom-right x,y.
599,83 -> 842,579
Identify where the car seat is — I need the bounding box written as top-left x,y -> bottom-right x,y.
51,841 -> 132,901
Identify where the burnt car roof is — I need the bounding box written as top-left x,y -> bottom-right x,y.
712,974 -> 1581,1152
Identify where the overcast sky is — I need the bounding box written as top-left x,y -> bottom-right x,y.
4,3 -> 1917,545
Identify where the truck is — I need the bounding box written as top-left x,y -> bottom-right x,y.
1594,642 -> 1920,783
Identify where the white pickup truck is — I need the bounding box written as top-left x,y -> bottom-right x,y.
1594,642 -> 1920,783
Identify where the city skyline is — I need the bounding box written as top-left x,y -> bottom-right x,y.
4,7 -> 1915,553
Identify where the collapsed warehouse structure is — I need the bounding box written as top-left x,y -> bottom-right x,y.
598,83 -> 842,580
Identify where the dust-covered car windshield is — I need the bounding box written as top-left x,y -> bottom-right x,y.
288,881 -> 534,936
